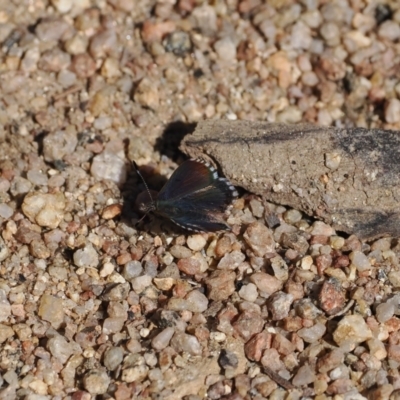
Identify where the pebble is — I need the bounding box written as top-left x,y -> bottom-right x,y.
43,129 -> 78,163
10,177 -> 32,196
238,283 -> 258,302
187,234 -> 207,251
170,332 -> 202,356
292,364 -> 315,386
121,365 -> 149,383
91,152 -> 127,186
249,272 -> 282,296
385,98 -> 400,124
151,327 -> 175,351
103,347 -> 124,371
214,37 -> 237,62
217,250 -> 246,270
38,294 -> 64,328
205,270 -> 236,301
123,260 -> 143,280
268,292 -> 294,320
22,192 -> 66,229
349,250 -> 371,271
73,244 -> 99,269
170,245 -> 192,259
185,290 -> 209,313
333,315 -> 373,348
0,238 -> 10,262
297,322 -> 326,343
47,335 -> 80,364
244,222 -> 276,257
83,369 -> 111,395
0,289 -> 11,322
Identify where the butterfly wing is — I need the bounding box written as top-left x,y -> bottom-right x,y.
156,159 -> 238,231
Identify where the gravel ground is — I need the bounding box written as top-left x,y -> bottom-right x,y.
1,0 -> 400,399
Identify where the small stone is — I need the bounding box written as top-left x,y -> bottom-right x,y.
317,349 -> 344,373
244,222 -> 275,257
30,240 -> 51,259
292,364 -> 315,386
73,244 -> 99,269
214,37 -> 237,62
294,299 -> 322,319
349,250 -> 371,271
10,177 -> 32,196
333,314 -> 373,348
319,278 -> 346,315
122,261 -> 143,280
170,332 -> 202,355
325,152 -> 341,170
101,57 -> 121,79
185,290 -> 209,313
103,317 -> 125,334
170,245 -> 192,259
27,170 -> 48,186
250,272 -> 282,296
35,17 -> 70,41
0,290 -> 11,322
121,365 -> 149,383
101,204 -> 122,219
233,310 -> 264,341
131,275 -> 152,294
238,283 -> 258,302
152,327 -> 175,351
297,322 -> 326,343
244,331 -> 270,362
43,128 -> 78,162
218,349 -> 238,369
104,347 -> 124,371
71,53 -> 97,78
283,209 -> 302,224
310,221 -> 335,236
22,192 -> 66,229
91,152 -> 127,186
268,292 -> 293,320
0,203 -> 13,219
187,234 -> 207,251
260,348 -> 284,371
270,255 -> 289,281
48,335 -> 79,364
217,250 -> 246,270
367,338 -> 387,361
376,301 -> 396,323
0,237 -> 10,262
281,232 -> 309,255
38,294 -> 64,329
51,0 -> 73,13
83,369 -> 110,395
163,31 -> 191,56
177,257 -> 202,275
0,324 -> 14,343
385,98 -> 400,124
134,78 -> 159,109
205,270 -> 236,301
329,235 -> 345,249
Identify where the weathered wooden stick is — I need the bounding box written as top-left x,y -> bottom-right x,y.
181,120 -> 400,239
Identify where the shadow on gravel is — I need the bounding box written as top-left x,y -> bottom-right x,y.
154,120 -> 197,162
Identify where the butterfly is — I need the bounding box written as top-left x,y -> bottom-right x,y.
134,159 -> 238,232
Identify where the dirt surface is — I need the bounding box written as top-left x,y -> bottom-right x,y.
1,1 -> 400,400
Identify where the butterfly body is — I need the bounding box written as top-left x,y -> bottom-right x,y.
136,159 -> 238,232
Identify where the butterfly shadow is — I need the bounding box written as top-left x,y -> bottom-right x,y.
154,120 -> 197,162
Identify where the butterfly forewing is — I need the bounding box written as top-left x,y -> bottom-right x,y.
143,158 -> 238,232
157,159 -> 219,202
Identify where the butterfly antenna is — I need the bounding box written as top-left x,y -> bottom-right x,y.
132,161 -> 155,206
